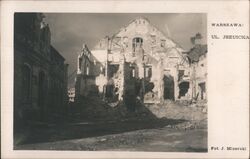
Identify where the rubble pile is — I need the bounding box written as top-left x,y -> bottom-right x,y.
170,119 -> 207,130
145,100 -> 207,121
72,96 -> 207,130
70,95 -> 162,122
144,100 -> 207,130
72,97 -> 119,121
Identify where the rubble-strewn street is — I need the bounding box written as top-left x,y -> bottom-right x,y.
16,123 -> 207,152
15,97 -> 207,152
13,13 -> 208,153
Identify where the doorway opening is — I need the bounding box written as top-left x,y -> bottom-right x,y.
199,82 -> 206,100
163,75 -> 174,100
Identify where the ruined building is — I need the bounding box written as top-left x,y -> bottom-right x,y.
14,13 -> 69,125
187,35 -> 207,101
75,44 -> 105,99
75,17 -> 207,109
68,88 -> 76,103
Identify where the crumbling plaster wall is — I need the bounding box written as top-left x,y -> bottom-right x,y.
76,45 -> 103,98
90,17 -> 193,103
190,54 -> 207,100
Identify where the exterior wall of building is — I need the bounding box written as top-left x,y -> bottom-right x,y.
49,47 -> 69,115
75,18 -> 207,107
190,54 -> 207,100
14,13 -> 68,124
91,17 -> 191,103
91,50 -> 108,95
188,43 -> 207,101
75,44 -> 104,98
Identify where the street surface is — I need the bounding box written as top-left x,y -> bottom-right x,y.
15,119 -> 207,152
15,98 -> 207,152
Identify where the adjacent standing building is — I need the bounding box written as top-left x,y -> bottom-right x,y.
14,13 -> 68,126
187,39 -> 207,101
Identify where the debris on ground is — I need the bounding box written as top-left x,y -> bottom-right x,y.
15,97 -> 207,147
145,100 -> 207,121
15,126 -> 207,152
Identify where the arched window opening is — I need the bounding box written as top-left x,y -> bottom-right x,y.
151,35 -> 156,45
161,39 -> 166,47
22,64 -> 32,102
145,67 -> 152,78
38,71 -> 46,120
132,37 -> 143,56
86,64 -> 89,75
130,67 -> 135,78
100,66 -> 103,72
78,57 -> 82,70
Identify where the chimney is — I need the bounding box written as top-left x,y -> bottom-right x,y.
194,33 -> 203,45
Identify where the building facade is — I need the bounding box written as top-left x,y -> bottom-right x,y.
76,17 -> 207,109
75,44 -> 105,99
14,13 -> 68,125
187,42 -> 207,101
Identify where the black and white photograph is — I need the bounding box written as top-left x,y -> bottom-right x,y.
2,0 -> 250,158
13,13 -> 208,152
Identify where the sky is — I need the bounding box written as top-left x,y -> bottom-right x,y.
44,13 -> 207,82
